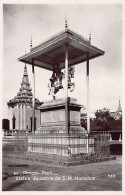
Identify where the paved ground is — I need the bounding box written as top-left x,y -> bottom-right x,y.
2,150 -> 122,191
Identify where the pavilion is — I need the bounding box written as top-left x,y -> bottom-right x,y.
16,21 -> 115,166
18,21 -> 105,135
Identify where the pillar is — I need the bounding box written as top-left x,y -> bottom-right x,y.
23,104 -> 26,130
86,53 -> 90,134
110,133 -> 112,141
119,133 -> 122,141
32,59 -> 35,133
16,105 -> 20,130
65,43 -> 68,135
22,105 -> 24,130
18,105 -> 20,130
86,53 -> 90,153
9,107 -> 13,130
86,134 -> 89,153
20,104 -> 23,130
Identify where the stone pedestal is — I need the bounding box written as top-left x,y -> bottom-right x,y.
40,97 -> 85,134
17,98 -> 111,166
28,98 -> 94,158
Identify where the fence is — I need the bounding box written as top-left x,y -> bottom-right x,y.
10,131 -> 110,162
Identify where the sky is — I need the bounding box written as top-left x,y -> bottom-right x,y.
2,3 -> 123,119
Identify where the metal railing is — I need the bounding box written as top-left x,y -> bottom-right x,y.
2,130 -> 110,164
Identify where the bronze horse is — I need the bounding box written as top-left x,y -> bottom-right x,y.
48,66 -> 75,99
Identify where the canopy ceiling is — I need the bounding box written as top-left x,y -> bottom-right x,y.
18,28 -> 105,71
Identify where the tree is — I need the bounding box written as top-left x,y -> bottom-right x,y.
94,108 -> 110,130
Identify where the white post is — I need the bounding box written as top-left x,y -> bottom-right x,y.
119,133 -> 122,141
86,134 -> 89,153
20,104 -> 22,130
22,105 -> 24,130
65,44 -> 68,134
110,133 -> 112,141
16,105 -> 19,130
32,59 -> 35,133
86,53 -> 90,153
9,107 -> 12,130
18,105 -> 20,130
23,104 -> 26,130
86,53 -> 90,134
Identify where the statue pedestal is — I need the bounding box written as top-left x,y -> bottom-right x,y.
28,98 -> 94,157
26,98 -> 112,166
39,97 -> 85,134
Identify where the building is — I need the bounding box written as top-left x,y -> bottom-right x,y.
7,65 -> 43,132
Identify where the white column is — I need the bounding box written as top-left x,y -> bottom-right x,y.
86,53 -> 90,153
8,107 -> 10,130
16,105 -> 19,130
18,105 -> 20,130
86,53 -> 90,134
23,104 -> 26,130
32,59 -> 35,133
119,133 -> 122,141
20,104 -> 22,130
65,43 -> 69,136
86,134 -> 89,153
9,107 -> 12,130
22,104 -> 23,130
110,133 -> 112,141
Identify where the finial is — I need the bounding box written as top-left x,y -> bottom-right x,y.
24,63 -> 26,69
89,29 -> 91,44
119,96 -> 120,104
65,14 -> 68,31
118,96 -> 122,111
30,36 -> 32,50
25,50 -> 26,68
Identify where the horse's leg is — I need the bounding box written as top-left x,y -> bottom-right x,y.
70,83 -> 75,92
48,83 -> 51,95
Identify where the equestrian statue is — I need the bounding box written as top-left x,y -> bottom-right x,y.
48,66 -> 75,99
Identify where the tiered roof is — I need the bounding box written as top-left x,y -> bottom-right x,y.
7,65 -> 42,107
110,99 -> 122,120
115,99 -> 122,119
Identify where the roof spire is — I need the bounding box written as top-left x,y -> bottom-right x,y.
65,14 -> 68,31
25,50 -> 26,68
24,63 -> 28,76
89,29 -> 91,44
118,97 -> 122,112
30,36 -> 32,50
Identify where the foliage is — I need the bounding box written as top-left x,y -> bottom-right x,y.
81,108 -> 122,131
95,108 -> 110,120
94,108 -> 111,130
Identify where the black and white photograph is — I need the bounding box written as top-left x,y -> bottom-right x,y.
1,1 -> 123,192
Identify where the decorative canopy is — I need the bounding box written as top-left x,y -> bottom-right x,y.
18,28 -> 105,71
7,65 -> 43,107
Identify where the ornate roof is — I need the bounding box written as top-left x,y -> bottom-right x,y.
7,65 -> 43,107
110,99 -> 122,120
117,99 -> 122,112
18,28 -> 105,71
